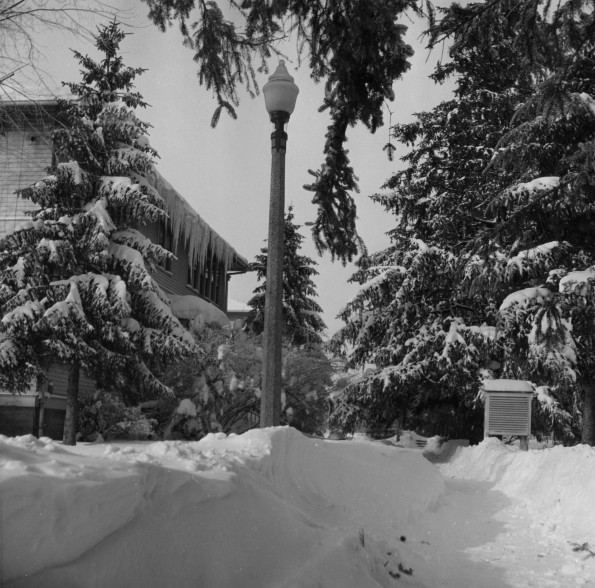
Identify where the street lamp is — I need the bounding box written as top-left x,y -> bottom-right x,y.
260,61 -> 299,427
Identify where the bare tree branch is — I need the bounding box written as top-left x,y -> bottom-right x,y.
0,0 -> 122,99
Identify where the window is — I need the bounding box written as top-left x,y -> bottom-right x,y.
157,221 -> 174,272
186,250 -> 226,309
194,265 -> 204,292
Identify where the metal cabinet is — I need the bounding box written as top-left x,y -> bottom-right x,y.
483,379 -> 533,450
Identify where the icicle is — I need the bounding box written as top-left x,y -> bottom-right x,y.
145,168 -> 246,272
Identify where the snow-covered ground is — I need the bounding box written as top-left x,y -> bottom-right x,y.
1,428 -> 594,588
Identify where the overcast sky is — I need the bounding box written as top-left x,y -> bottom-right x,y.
5,0 -> 456,337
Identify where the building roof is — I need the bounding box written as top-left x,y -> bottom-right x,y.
482,379 -> 534,393
1,98 -> 249,274
147,170 -> 249,273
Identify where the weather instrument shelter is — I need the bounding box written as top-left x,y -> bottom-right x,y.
483,379 -> 533,451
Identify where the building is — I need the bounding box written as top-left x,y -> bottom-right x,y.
0,99 -> 249,438
0,100 -> 58,236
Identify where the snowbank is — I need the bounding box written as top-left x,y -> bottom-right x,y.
0,428 -> 443,588
440,438 -> 595,540
3,430 -> 594,587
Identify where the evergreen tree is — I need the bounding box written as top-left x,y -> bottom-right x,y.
331,0 -> 527,440
332,0 -> 595,444
247,206 -> 327,346
0,22 -> 197,444
465,0 -> 595,444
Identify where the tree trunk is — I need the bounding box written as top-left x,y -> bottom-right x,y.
63,361 -> 80,446
582,381 -> 595,446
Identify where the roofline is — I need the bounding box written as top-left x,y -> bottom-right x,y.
230,253 -> 250,273
0,99 -> 59,107
147,169 -> 250,273
1,98 -> 251,272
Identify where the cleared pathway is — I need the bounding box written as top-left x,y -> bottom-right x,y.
400,467 -> 595,588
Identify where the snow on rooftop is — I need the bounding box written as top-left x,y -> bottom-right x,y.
482,379 -> 533,392
169,294 -> 229,327
0,89 -> 72,105
146,169 -> 248,273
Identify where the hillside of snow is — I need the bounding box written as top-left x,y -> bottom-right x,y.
1,428 -> 594,587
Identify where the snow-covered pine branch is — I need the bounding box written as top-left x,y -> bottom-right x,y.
0,23 -> 201,442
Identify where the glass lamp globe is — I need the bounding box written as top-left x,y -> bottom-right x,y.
263,60 -> 299,115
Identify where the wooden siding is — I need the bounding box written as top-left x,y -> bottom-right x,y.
0,103 -> 57,223
0,117 -> 54,236
0,403 -> 37,437
0,394 -> 66,440
35,397 -> 67,440
39,364 -> 96,399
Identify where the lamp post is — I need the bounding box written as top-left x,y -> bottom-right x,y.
260,61 -> 299,427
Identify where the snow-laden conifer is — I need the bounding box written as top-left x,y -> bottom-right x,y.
247,206 -> 326,346
468,0 -> 595,444
0,22 -> 197,444
332,0 -> 595,444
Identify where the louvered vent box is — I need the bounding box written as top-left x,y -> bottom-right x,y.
483,379 -> 533,440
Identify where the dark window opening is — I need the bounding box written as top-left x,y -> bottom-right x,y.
187,249 -> 227,309
157,221 -> 174,272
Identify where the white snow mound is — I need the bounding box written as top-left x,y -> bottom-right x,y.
0,428 -> 443,588
440,438 -> 595,540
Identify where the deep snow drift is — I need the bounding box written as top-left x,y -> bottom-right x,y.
1,428 -> 594,587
